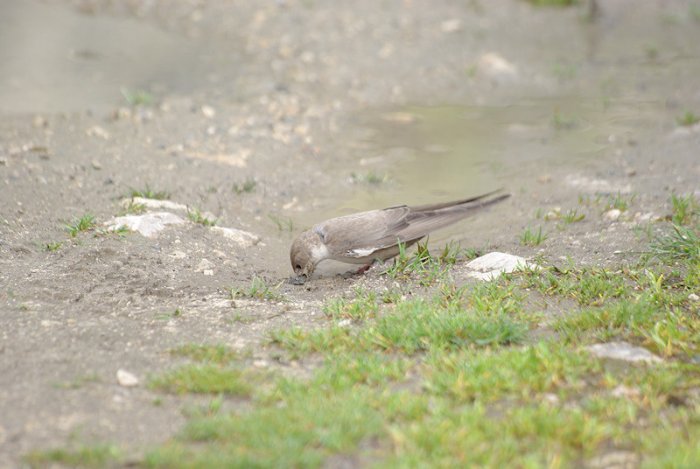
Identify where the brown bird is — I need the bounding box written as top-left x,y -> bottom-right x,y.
289,189 -> 510,284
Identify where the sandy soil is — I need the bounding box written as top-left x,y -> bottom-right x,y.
1,0 -> 699,466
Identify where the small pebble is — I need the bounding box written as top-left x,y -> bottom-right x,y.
117,369 -> 139,387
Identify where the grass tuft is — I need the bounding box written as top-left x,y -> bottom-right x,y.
121,87 -> 154,106
670,193 -> 699,226
231,276 -> 284,301
676,110 -> 700,127
520,226 -> 547,246
232,177 -> 257,194
65,214 -> 96,237
170,344 -> 238,365
149,364 -> 253,396
129,185 -> 169,200
24,444 -> 121,468
45,241 -> 62,252
187,208 -> 217,226
650,224 -> 700,263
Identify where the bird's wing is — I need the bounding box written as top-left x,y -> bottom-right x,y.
317,192 -> 510,260
314,207 -> 413,259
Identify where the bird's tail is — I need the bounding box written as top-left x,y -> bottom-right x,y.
411,189 -> 510,212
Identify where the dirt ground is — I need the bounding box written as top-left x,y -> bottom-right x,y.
1,0 -> 700,466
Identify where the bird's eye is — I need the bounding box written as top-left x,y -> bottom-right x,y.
295,264 -> 302,270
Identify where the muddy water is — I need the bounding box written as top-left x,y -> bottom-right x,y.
346,98 -> 651,204
303,96 -> 662,246
0,1 -> 225,113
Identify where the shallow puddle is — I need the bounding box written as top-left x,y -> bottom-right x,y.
0,0 -> 225,113
330,97 -> 658,215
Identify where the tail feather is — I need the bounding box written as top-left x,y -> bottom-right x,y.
411,189 -> 509,212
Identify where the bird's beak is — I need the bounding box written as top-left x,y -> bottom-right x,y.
289,273 -> 308,285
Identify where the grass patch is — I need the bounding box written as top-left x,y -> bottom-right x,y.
170,344 -> 238,365
349,171 -> 390,185
520,225 -> 547,246
551,110 -> 577,129
232,177 -> 257,194
324,289 -> 380,321
129,185 -> 169,200
518,266 -> 629,306
670,193 -> 699,226
121,87 -> 154,106
561,208 -> 585,224
25,444 -> 121,468
604,192 -> 634,212
187,208 -> 217,226
119,199 -> 146,215
155,308 -> 184,320
144,386 -> 384,468
231,276 -> 284,301
149,364 -> 253,396
45,241 -> 62,252
677,110 -> 700,127
385,241 -> 464,285
272,290 -> 527,356
650,224 -> 700,263
65,214 -> 96,237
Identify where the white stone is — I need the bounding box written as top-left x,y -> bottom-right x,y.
211,226 -> 261,247
121,197 -> 188,212
104,212 -> 185,238
201,105 -> 216,118
440,18 -> 462,33
117,369 -> 139,387
688,293 -> 699,302
338,319 -> 352,328
465,252 -> 535,281
170,250 -> 187,259
86,125 -> 110,139
586,342 -> 662,364
195,258 -> 215,274
604,209 -> 621,221
477,53 -> 518,81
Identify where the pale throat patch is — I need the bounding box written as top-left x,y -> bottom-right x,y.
310,242 -> 330,262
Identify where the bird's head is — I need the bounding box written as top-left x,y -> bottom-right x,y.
289,230 -> 323,284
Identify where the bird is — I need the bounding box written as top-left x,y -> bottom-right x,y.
289,189 -> 510,284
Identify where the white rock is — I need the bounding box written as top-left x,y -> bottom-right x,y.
338,319 -> 352,328
117,369 -> 139,387
201,105 -> 216,118
477,53 -> 518,81
195,258 -> 215,274
586,342 -> 662,364
86,125 -> 110,139
465,252 -> 535,281
604,209 -> 621,221
104,212 -> 185,238
211,226 -> 261,247
440,18 -> 462,33
688,293 -> 699,302
121,197 -> 188,212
